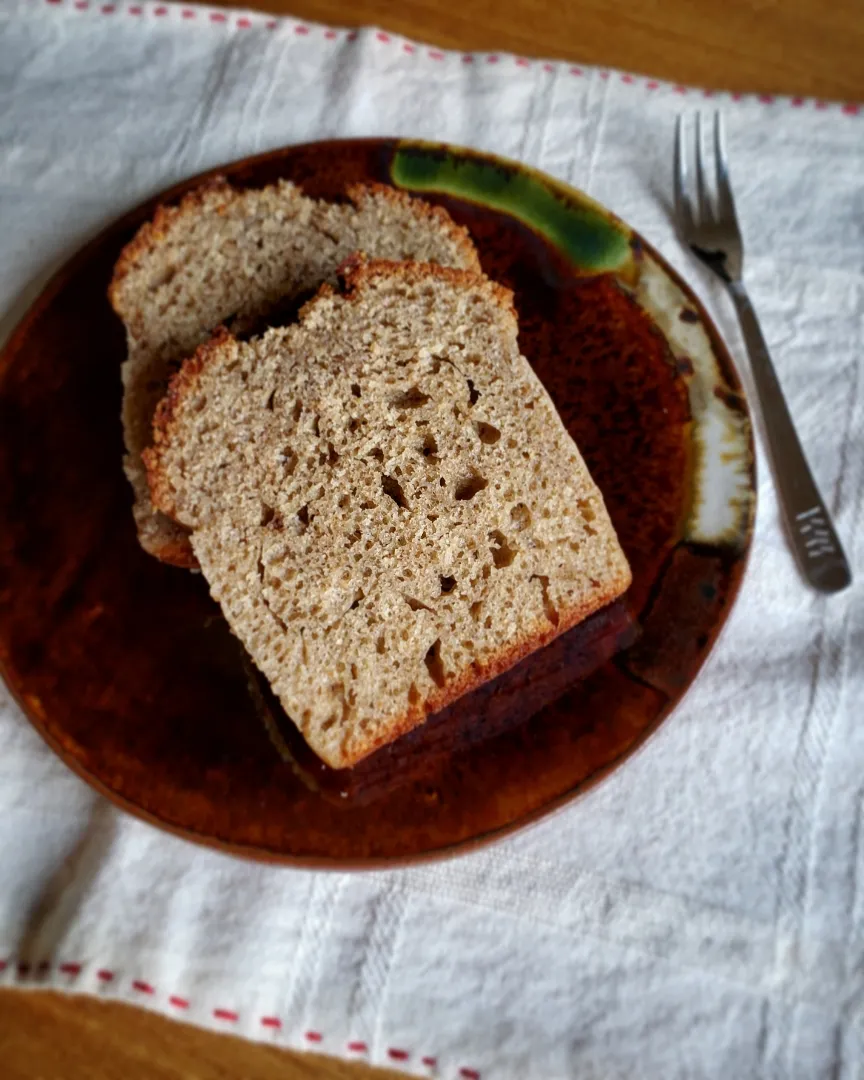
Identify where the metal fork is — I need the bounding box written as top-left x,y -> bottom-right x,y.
674,112 -> 851,593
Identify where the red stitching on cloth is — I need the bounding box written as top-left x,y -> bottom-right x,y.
97,969 -> 114,981
59,962 -> 82,975
214,1008 -> 239,1021
460,1070 -> 481,1079
132,979 -> 154,994
347,1041 -> 368,1052
31,0 -> 864,115
169,996 -> 189,1009
17,962 -> 31,975
422,1056 -> 437,1067
305,1030 -> 323,1042
0,960 -> 7,972
261,1016 -> 282,1029
388,1048 -> 410,1061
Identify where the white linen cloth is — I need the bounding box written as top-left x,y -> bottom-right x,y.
1,2 -> 863,1077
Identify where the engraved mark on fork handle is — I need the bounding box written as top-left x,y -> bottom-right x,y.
729,282 -> 851,593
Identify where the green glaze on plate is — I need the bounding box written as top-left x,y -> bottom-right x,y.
393,141 -> 633,274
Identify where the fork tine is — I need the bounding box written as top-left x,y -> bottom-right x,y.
713,112 -> 738,226
694,112 -> 711,225
674,114 -> 695,236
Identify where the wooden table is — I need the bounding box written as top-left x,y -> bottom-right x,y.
4,1 -> 862,1077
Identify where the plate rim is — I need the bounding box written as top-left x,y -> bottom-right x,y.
0,136 -> 756,868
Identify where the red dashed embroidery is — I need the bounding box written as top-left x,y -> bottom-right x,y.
462,54 -> 474,64
97,969 -> 114,982
324,29 -> 337,39
599,70 -> 610,79
209,12 -> 226,23
153,5 -> 168,14
543,62 -> 554,72
169,996 -> 189,1009
214,1008 -> 238,1022
570,66 -> 583,76
486,55 -> 499,64
388,1048 -> 410,1061
305,1030 -> 323,1042
646,80 -> 659,89
265,20 -> 277,29
403,43 -> 416,54
132,979 -> 154,994
295,24 -> 309,35
376,31 -> 391,43
74,1 -> 89,9
429,50 -> 444,61
102,3 -> 116,11
621,73 -> 634,83
347,1041 -> 368,1053
516,58 -> 530,67
759,93 -> 774,103
673,84 -> 687,94
128,5 -> 142,13
792,96 -> 805,107
261,1016 -> 282,1029
843,103 -> 860,115
181,8 -> 195,17
422,1056 -> 438,1067
237,17 -> 251,28
460,1070 -> 481,1080
59,962 -> 82,975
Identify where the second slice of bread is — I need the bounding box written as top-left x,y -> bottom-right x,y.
110,179 -> 480,567
145,260 -> 631,769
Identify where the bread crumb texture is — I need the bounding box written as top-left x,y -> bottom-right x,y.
110,179 -> 480,566
146,261 -> 632,768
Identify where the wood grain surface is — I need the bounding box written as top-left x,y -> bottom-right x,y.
4,0 -> 860,1078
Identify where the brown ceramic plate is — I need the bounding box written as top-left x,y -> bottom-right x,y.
0,140 -> 755,866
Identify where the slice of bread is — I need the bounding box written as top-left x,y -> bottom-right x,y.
110,179 -> 480,567
144,260 -> 632,769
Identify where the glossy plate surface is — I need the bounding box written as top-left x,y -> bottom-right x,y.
0,140 -> 754,865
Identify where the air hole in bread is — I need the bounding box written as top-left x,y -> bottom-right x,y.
476,422 -> 500,445
408,682 -> 420,706
260,503 -> 276,526
351,383 -> 361,398
532,574 -> 559,626
421,433 -> 439,459
489,530 -> 516,568
425,639 -> 446,687
391,386 -> 431,409
292,400 -> 303,422
455,473 -> 488,501
376,634 -> 386,655
296,505 -> 310,532
440,575 -> 456,595
467,378 -> 480,406
369,447 -> 384,462
469,600 -> 483,621
265,388 -> 276,411
404,595 -> 432,613
327,442 -> 339,466
382,474 -> 409,509
510,503 -> 531,531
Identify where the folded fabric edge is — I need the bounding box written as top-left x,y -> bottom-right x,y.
19,0 -> 863,115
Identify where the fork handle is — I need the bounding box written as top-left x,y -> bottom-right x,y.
729,282 -> 851,593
